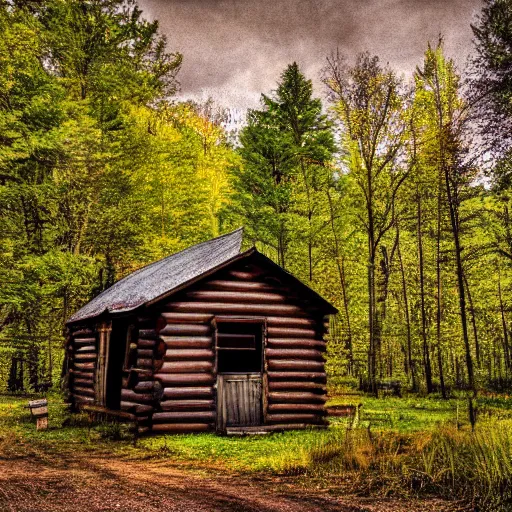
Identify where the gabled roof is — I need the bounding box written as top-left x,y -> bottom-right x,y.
67,227 -> 337,324
67,228 -> 244,324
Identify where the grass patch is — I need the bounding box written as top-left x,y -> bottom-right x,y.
2,392 -> 512,510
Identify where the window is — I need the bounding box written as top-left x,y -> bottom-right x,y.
216,321 -> 263,373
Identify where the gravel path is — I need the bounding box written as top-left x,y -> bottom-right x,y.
0,452 -> 465,512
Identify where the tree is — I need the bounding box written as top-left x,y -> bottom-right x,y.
323,52 -> 409,394
234,63 -> 334,271
471,0 -> 512,154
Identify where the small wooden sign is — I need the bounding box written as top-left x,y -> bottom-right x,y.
28,399 -> 48,429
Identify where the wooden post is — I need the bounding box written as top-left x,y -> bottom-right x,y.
96,322 -> 112,406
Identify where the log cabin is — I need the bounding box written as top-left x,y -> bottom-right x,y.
65,228 -> 338,434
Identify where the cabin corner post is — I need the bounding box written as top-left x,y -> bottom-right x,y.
96,321 -> 112,406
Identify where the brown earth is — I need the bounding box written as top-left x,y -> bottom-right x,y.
0,451 -> 466,512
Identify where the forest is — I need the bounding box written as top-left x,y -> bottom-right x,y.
1,0 -> 512,403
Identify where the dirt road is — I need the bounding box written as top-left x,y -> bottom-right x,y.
0,451 -> 463,512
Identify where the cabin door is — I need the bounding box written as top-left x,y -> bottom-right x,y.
215,320 -> 264,431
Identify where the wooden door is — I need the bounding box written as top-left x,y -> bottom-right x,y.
217,373 -> 262,430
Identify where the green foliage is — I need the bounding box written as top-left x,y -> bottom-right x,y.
0,1 -> 235,391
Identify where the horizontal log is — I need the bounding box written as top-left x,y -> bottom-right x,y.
227,269 -> 261,280
73,378 -> 94,388
138,339 -> 157,348
71,329 -> 94,338
152,411 -> 216,422
268,403 -> 325,413
266,413 -> 323,424
69,369 -> 95,379
74,395 -> 94,403
151,423 -> 211,433
206,280 -> 273,291
159,323 -> 211,336
136,358 -> 153,368
161,312 -> 213,323
134,381 -> 155,392
160,400 -> 214,411
266,349 -> 324,361
120,401 -> 138,411
268,381 -> 326,392
73,337 -> 96,346
120,402 -> 154,414
269,392 -> 327,404
135,404 -> 154,415
160,336 -> 212,349
75,345 -> 96,354
266,317 -> 316,328
186,290 -> 287,304
159,361 -> 213,374
268,359 -> 324,372
268,360 -> 324,372
267,338 -> 326,351
162,387 -> 213,399
163,349 -> 214,361
137,349 -> 154,358
138,329 -> 158,339
73,386 -> 95,397
267,371 -> 326,382
267,327 -> 316,338
74,362 -> 95,371
155,373 -> 215,386
167,302 -> 303,316
74,352 -> 97,362
120,389 -> 154,403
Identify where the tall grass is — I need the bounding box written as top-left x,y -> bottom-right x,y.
275,421 -> 512,510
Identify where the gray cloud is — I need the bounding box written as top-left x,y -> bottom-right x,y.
139,0 -> 482,109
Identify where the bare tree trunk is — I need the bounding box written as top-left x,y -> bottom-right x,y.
436,178 -> 446,398
498,267 -> 511,377
463,272 -> 481,367
396,221 -> 416,391
326,189 -> 353,373
417,189 -> 433,394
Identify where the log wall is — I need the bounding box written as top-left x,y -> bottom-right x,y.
152,260 -> 328,432
67,257 -> 330,434
67,326 -> 97,406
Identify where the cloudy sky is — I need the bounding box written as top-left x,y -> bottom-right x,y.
139,0 -> 483,110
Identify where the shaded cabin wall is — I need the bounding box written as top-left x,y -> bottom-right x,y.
67,325 -> 97,405
150,258 -> 328,433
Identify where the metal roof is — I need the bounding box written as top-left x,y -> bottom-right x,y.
67,227 -> 337,325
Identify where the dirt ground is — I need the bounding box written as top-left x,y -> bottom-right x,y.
0,451 -> 466,512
